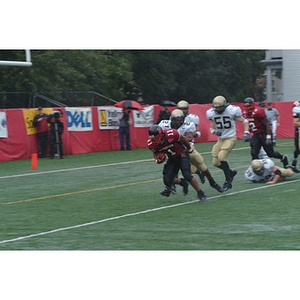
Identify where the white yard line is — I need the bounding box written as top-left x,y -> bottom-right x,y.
0,159 -> 153,180
0,178 -> 299,245
0,146 -> 250,180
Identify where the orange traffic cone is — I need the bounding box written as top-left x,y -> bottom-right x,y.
31,153 -> 38,169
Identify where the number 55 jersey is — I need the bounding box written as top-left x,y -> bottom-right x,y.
206,104 -> 243,139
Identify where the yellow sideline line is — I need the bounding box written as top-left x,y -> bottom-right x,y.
0,179 -> 160,205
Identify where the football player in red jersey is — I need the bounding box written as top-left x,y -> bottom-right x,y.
147,125 -> 207,202
243,97 -> 288,166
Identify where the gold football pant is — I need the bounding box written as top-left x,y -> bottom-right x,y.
212,136 -> 237,167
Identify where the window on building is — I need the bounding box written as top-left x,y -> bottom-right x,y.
271,68 -> 282,100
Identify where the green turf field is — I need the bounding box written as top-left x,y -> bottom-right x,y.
0,139 -> 299,250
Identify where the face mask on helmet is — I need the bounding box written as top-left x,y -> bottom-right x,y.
171,109 -> 184,129
244,97 -> 255,113
251,159 -> 264,175
177,100 -> 189,116
212,95 -> 227,114
148,125 -> 165,146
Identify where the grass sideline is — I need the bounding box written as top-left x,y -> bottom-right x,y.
0,139 -> 299,250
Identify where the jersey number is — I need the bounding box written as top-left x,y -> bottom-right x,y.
214,116 -> 232,129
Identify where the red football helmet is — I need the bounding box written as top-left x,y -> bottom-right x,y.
243,97 -> 255,113
148,125 -> 165,146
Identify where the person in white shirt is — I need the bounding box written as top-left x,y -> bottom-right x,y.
177,100 -> 204,183
206,95 -> 250,191
260,102 -> 280,146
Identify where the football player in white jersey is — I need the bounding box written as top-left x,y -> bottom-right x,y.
206,95 -> 250,191
177,100 -> 204,183
245,158 -> 297,184
292,101 -> 300,170
158,109 -> 223,194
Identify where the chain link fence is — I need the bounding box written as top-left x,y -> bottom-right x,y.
0,91 -> 117,109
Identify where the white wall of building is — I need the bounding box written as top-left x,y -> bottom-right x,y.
283,50 -> 300,101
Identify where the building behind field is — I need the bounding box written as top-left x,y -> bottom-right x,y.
262,50 -> 300,102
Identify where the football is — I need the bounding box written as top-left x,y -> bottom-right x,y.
154,152 -> 167,164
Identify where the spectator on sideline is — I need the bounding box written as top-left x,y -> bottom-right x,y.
119,108 -> 132,150
33,107 -> 49,158
48,111 -> 64,159
155,105 -> 171,124
259,102 -> 280,146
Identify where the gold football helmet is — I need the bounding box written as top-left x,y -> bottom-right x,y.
251,159 -> 264,175
177,100 -> 189,116
212,95 -> 227,114
171,109 -> 185,129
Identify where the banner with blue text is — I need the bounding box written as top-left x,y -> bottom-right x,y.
66,107 -> 93,131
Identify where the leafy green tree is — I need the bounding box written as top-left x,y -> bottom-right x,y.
0,49 -> 265,108
0,50 -> 134,107
128,50 -> 265,104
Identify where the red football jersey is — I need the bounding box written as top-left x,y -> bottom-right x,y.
147,128 -> 187,158
243,107 -> 267,135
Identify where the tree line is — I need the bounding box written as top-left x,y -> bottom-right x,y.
0,50 -> 266,108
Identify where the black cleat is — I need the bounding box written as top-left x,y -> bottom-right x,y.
211,182 -> 223,193
198,190 -> 207,202
180,178 -> 189,196
286,164 -> 300,173
231,169 -> 237,181
160,187 -> 171,197
223,181 -> 232,191
223,170 -> 237,191
197,171 -> 205,184
170,185 -> 177,194
281,155 -> 289,167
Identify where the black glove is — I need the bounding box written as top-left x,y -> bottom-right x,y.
214,130 -> 222,137
243,131 -> 250,142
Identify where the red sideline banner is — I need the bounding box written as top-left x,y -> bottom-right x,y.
0,102 -> 296,162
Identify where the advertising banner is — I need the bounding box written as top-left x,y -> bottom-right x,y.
0,111 -> 8,138
133,105 -> 154,127
22,108 -> 53,135
98,106 -> 122,130
66,107 -> 93,131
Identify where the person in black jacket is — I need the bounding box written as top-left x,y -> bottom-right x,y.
48,111 -> 64,159
33,107 -> 49,158
155,106 -> 171,124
